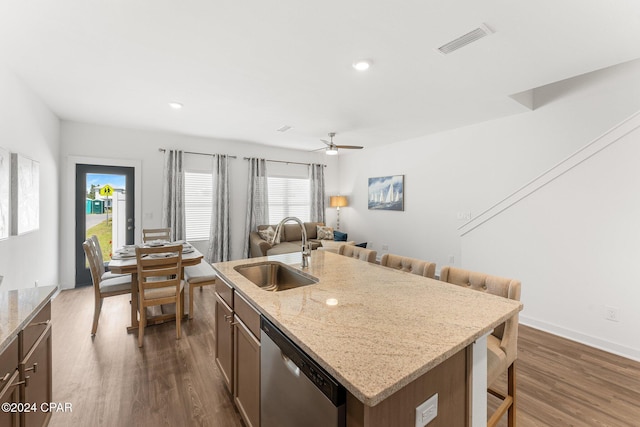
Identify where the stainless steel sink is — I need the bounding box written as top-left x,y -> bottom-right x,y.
234,261 -> 318,291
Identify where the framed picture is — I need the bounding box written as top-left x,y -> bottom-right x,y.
368,175 -> 404,211
0,147 -> 9,239
11,153 -> 39,235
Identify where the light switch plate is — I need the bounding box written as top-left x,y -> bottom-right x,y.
415,393 -> 438,427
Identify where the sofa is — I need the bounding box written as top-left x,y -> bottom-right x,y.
249,222 -> 331,257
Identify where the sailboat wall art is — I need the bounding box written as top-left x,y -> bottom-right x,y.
368,175 -> 404,211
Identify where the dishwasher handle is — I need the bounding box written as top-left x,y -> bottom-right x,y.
281,353 -> 301,377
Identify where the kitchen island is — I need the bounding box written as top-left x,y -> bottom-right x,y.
213,251 -> 522,426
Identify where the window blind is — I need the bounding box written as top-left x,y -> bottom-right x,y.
184,171 -> 212,241
268,176 -> 310,224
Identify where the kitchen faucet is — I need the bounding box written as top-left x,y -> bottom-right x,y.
274,217 -> 309,268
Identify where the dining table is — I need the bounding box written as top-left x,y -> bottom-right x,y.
108,242 -> 204,332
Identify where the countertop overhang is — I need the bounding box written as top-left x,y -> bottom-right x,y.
213,251 -> 522,407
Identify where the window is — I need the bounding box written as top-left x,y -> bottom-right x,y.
184,171 -> 212,241
268,176 -> 310,224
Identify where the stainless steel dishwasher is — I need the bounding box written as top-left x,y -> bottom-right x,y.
261,316 -> 346,427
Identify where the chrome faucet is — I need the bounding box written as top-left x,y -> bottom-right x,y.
274,217 -> 309,268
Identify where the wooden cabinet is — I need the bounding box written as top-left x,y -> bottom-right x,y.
214,276 -> 261,427
0,301 -> 52,427
233,293 -> 261,427
21,323 -> 52,427
215,293 -> 234,394
1,337 -> 20,427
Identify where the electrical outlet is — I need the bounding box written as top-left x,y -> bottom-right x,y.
415,393 -> 438,427
34,280 -> 39,287
605,306 -> 620,322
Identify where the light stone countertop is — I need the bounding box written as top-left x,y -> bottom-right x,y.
0,285 -> 58,354
213,251 -> 523,407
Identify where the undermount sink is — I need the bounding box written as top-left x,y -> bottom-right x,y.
234,261 -> 318,292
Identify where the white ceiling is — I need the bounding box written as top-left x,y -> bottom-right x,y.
1,0 -> 640,152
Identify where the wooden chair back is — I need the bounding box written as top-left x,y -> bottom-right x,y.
142,228 -> 171,243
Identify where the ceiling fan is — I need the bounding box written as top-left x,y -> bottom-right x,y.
317,132 -> 363,155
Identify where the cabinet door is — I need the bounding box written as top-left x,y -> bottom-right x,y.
0,371 -> 20,427
233,317 -> 260,427
20,324 -> 52,427
215,293 -> 234,393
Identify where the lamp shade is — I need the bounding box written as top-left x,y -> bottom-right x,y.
330,196 -> 348,208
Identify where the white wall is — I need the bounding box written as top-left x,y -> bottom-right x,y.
463,118 -> 640,359
0,65 -> 60,291
59,122 -> 338,288
338,58 -> 640,359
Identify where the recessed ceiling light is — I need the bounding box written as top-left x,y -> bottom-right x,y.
169,102 -> 183,109
352,59 -> 372,71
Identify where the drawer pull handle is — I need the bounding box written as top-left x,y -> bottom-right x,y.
14,376 -> 29,388
25,363 -> 38,374
1,372 -> 10,382
224,314 -> 232,322
230,322 -> 240,326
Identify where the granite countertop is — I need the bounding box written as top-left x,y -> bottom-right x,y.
0,285 -> 58,354
213,251 -> 523,407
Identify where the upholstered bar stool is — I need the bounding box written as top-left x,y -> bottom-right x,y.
440,266 -> 521,427
380,253 -> 436,278
337,245 -> 377,263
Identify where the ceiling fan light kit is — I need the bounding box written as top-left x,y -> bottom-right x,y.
318,132 -> 364,155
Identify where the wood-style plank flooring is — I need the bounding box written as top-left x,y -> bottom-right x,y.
49,286 -> 640,426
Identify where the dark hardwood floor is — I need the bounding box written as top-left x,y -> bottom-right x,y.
49,286 -> 640,426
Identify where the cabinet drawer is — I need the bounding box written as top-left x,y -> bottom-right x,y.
21,302 -> 51,359
215,278 -> 234,308
234,293 -> 260,340
0,336 -> 18,390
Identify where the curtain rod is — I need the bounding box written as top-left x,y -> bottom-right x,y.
243,157 -> 326,167
158,148 -> 237,159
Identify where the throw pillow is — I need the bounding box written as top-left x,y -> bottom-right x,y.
258,226 -> 275,243
333,230 -> 348,241
317,225 -> 334,240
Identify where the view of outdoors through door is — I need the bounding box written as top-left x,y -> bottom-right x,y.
76,164 -> 135,286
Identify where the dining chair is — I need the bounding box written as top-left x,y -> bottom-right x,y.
439,266 -> 521,427
337,245 -> 377,263
135,244 -> 185,347
142,228 -> 171,243
184,263 -> 217,319
83,239 -> 132,336
379,253 -> 436,278
89,235 -> 127,280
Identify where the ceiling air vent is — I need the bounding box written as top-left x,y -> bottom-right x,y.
437,24 -> 493,55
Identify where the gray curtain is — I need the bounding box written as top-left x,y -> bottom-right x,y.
243,158 -> 269,258
309,163 -> 325,223
206,155 -> 230,263
161,150 -> 185,241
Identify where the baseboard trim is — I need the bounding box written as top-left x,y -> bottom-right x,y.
520,315 -> 640,362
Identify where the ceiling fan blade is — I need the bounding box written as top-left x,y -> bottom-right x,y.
309,147 -> 326,152
336,145 -> 363,149
320,139 -> 331,146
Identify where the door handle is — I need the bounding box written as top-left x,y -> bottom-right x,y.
127,226 -> 133,230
